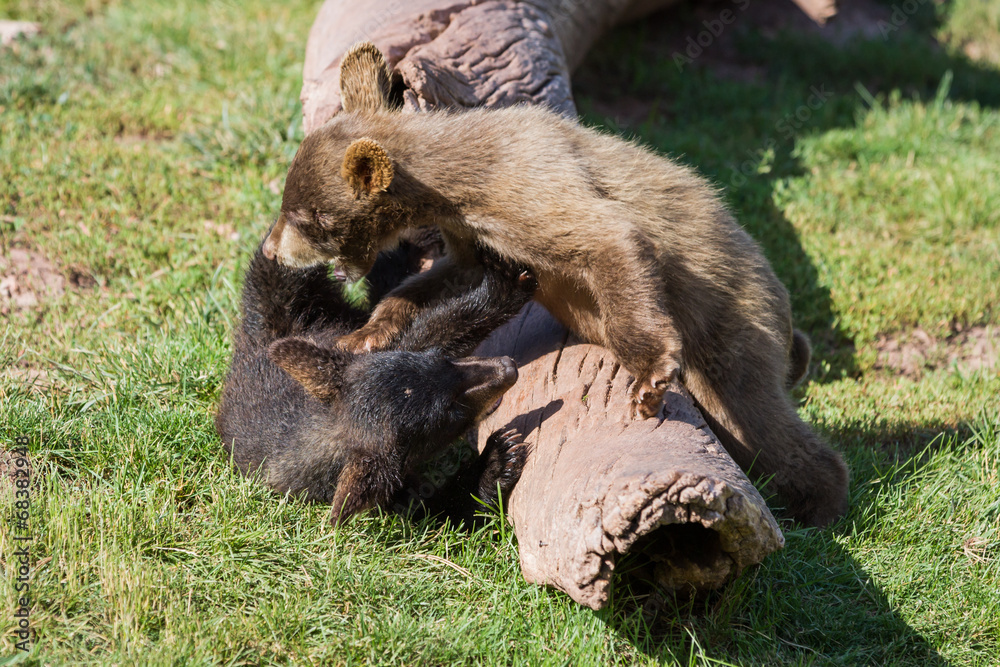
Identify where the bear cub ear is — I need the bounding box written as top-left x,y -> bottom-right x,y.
341,138 -> 394,197
339,41 -> 392,114
269,337 -> 352,402
328,459 -> 382,526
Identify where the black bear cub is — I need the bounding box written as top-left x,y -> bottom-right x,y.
216,231 -> 536,525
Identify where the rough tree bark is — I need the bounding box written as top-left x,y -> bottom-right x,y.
299,0 -> 823,610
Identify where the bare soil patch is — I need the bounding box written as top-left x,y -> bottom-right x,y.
0,248 -> 66,315
875,325 -> 1000,379
0,20 -> 40,47
0,443 -> 41,493
586,94 -> 660,127
600,0 -> 895,86
577,0 -> 898,120
740,0 -> 892,44
0,447 -> 21,484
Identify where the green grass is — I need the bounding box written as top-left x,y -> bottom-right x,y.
2,0 -> 999,663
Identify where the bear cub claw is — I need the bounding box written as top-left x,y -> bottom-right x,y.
478,428 -> 530,502
630,358 -> 680,419
337,322 -> 401,353
631,381 -> 666,419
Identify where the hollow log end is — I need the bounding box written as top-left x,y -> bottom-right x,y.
475,307 -> 784,610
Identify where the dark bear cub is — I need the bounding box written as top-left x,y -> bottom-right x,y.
216,231 -> 536,525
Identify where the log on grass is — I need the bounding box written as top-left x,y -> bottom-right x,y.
301,0 -> 690,132
300,0 -> 793,610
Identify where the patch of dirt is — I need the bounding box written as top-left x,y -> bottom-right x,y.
0,20 -> 40,47
67,266 -> 98,289
1,447 -> 17,478
3,367 -> 51,385
2,361 -> 61,400
875,326 -> 1000,379
625,0 -> 894,84
0,443 -> 41,495
586,94 -> 659,127
740,0 -> 892,44
0,248 -> 66,315
0,437 -> 29,483
0,447 -> 16,484
203,219 -> 240,242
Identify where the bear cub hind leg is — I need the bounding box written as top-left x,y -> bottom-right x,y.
684,338 -> 849,527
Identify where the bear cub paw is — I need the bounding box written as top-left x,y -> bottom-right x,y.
630,353 -> 681,419
477,428 -> 530,505
337,324 -> 399,353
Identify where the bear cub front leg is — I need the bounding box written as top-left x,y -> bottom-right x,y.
592,272 -> 683,419
338,255 -> 479,353
630,348 -> 682,420
474,428 -> 531,509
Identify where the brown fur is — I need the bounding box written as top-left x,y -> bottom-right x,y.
268,337 -> 347,401
264,42 -> 849,527
788,330 -> 812,389
342,137 -> 394,197
339,42 -> 393,114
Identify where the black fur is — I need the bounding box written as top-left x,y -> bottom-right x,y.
216,233 -> 535,525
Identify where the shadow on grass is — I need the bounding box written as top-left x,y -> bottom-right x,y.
574,0 -> 1000,386
568,0 -> 1000,661
590,417 -> 987,663
597,529 -> 950,664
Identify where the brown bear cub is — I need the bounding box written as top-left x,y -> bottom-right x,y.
262,42 -> 849,527
217,230 -> 537,525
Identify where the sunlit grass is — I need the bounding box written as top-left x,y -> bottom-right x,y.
1,0 -> 998,663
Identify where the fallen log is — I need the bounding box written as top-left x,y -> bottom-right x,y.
302,0 -> 690,132
299,0 -> 806,609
